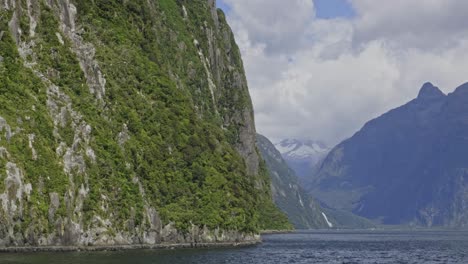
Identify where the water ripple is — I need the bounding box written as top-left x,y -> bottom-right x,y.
1,230 -> 468,264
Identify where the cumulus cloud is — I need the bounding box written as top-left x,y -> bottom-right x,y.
220,0 -> 468,145
351,0 -> 468,50
222,0 -> 315,53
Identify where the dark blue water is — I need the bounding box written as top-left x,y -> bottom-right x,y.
1,230 -> 468,263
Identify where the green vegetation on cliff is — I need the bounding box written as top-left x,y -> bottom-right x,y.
0,0 -> 289,246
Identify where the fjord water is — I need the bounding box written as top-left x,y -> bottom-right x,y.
1,230 -> 467,264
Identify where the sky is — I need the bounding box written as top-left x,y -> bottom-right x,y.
217,0 -> 468,146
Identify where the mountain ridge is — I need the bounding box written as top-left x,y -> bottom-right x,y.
310,81 -> 468,227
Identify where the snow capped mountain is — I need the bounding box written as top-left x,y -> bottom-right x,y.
275,139 -> 329,160
273,139 -> 331,180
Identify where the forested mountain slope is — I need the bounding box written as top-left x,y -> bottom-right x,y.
0,0 -> 288,247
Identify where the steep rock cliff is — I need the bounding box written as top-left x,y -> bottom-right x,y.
0,0 -> 286,248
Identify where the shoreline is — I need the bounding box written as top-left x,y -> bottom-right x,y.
0,240 -> 261,253
260,230 -> 294,235
0,230 -> 305,253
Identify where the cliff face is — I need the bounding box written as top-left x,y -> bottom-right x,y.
310,82 -> 468,227
0,0 -> 286,247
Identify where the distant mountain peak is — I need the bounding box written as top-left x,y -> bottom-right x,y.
275,138 -> 329,159
417,82 -> 445,101
273,138 -> 331,179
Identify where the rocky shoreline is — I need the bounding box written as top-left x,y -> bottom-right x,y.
0,240 -> 261,253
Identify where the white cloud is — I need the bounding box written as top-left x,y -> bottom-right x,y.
223,0 -> 315,53
221,0 -> 468,145
351,0 -> 468,50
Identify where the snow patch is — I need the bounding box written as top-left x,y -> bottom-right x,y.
274,143 -> 296,155
274,138 -> 331,163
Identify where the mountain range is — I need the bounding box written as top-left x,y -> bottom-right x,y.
309,82 -> 468,227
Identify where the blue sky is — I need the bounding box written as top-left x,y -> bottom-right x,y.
217,0 -> 231,13
217,0 -> 355,19
313,0 -> 355,19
